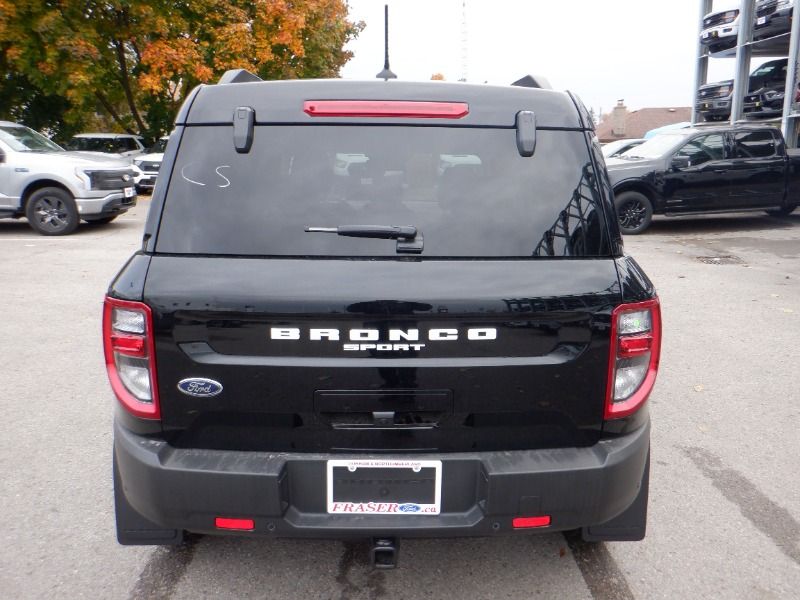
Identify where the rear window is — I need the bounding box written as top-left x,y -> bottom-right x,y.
156,126 -> 611,258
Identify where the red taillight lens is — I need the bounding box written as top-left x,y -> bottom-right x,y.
605,298 -> 661,420
103,297 -> 160,419
303,100 -> 469,119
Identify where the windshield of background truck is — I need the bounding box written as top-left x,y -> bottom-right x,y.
156,125 -> 612,258
0,126 -> 64,153
620,133 -> 688,159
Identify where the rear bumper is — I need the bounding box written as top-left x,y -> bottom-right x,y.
114,419 -> 650,538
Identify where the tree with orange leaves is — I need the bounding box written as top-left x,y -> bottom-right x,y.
0,1 -> 363,141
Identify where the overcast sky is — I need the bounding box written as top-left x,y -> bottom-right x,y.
340,0 -> 776,117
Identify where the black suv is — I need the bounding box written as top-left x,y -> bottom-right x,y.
105,72 -> 659,566
697,58 -> 788,121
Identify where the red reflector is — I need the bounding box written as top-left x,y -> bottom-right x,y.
512,515 -> 551,529
215,517 -> 255,531
618,334 -> 652,357
303,100 -> 469,119
110,333 -> 146,356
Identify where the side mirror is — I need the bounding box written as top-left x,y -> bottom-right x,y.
671,156 -> 690,170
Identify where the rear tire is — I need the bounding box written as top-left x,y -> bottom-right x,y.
25,187 -> 79,236
766,204 -> 797,217
614,191 -> 653,235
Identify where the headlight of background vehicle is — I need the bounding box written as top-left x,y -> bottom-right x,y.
75,168 -> 136,191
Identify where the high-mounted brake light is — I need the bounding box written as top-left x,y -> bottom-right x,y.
303,100 -> 469,119
103,297 -> 160,419
605,298 -> 661,419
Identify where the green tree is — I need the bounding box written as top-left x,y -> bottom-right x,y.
0,0 -> 363,141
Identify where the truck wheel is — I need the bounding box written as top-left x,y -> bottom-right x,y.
25,187 -> 79,236
615,192 -> 653,235
84,215 -> 118,225
766,204 -> 797,217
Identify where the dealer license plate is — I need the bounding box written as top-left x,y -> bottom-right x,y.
757,16 -> 767,25
123,187 -> 135,198
326,459 -> 441,515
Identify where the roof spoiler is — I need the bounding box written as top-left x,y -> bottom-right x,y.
218,69 -> 262,85
511,75 -> 552,90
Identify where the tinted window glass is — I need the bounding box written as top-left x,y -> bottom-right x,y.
120,138 -> 138,151
67,137 -> 118,153
156,126 -> 610,258
675,134 -> 725,166
733,131 -> 776,158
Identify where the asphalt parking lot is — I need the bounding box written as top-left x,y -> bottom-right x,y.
1,199 -> 799,599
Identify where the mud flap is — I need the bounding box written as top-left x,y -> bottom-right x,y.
581,450 -> 649,542
114,452 -> 184,546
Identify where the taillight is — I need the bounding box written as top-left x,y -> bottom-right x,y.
605,298 -> 661,419
103,297 -> 160,419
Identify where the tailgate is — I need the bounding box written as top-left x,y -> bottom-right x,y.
145,257 -> 621,452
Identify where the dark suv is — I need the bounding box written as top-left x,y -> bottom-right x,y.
106,72 -> 659,566
697,58 -> 788,121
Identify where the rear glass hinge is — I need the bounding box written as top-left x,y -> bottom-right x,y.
233,106 -> 255,153
515,110 -> 536,157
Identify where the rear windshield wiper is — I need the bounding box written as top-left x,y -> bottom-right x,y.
305,225 -> 423,254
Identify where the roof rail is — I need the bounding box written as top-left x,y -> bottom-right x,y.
511,75 -> 552,90
218,69 -> 263,85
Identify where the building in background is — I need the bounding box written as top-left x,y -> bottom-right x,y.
595,100 -> 691,143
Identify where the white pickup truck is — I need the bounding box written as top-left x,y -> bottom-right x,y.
0,121 -> 137,235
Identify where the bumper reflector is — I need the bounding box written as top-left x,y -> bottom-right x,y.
215,517 -> 255,531
512,515 -> 551,529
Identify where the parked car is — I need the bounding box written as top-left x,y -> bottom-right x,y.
133,136 -> 168,193
65,133 -> 146,159
107,70 -> 658,564
0,122 -> 137,235
700,7 -> 740,54
696,59 -> 788,121
606,126 -> 800,234
745,81 -> 800,119
601,138 -> 646,159
754,0 -> 795,40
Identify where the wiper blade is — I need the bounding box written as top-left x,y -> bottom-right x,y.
305,224 -> 423,254
305,224 -> 417,240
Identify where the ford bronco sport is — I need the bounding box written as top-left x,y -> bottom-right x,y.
105,71 -> 660,567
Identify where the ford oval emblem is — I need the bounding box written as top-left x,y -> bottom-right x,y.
177,378 -> 223,397
398,503 -> 421,513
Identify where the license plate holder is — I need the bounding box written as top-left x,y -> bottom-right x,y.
326,459 -> 441,515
